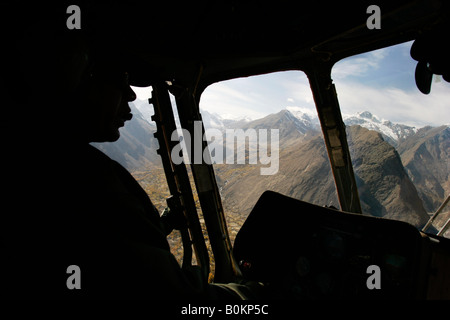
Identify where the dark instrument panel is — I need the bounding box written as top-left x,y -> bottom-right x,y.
233,191 -> 427,299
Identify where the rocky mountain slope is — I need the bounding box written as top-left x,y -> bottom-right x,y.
344,111 -> 417,147
347,125 -> 428,226
397,125 -> 449,213
219,123 -> 429,227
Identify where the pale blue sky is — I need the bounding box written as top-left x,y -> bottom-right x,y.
133,41 -> 450,127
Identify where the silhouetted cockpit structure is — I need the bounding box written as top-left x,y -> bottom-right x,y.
3,1 -> 450,301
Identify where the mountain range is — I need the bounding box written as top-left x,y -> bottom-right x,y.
343,111 -> 418,147
93,101 -> 449,233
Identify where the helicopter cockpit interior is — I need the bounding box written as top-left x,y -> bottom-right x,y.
3,0 -> 450,302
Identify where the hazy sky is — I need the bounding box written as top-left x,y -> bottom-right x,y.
133,41 -> 450,128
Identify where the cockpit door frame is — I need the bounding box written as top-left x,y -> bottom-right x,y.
150,82 -> 211,279
305,62 -> 362,214
169,81 -> 243,283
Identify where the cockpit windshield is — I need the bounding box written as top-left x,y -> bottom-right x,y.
332,41 -> 450,237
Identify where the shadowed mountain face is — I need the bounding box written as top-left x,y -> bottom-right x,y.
347,125 -> 429,226
218,134 -> 338,220
95,106 -> 447,229
219,123 -> 429,227
397,126 -> 450,213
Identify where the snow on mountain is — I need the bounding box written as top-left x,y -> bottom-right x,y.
284,108 -> 418,142
132,99 -> 154,124
131,99 -> 252,130
284,107 -> 319,134
200,110 -> 252,130
343,111 -> 418,143
285,106 -> 317,122
216,113 -> 253,122
286,107 -> 319,133
200,110 -> 226,130
281,108 -> 418,145
134,99 -> 419,145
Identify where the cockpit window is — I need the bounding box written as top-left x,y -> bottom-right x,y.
199,71 -> 338,244
332,41 -> 450,238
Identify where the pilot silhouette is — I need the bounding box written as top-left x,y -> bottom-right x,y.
2,3 -> 262,300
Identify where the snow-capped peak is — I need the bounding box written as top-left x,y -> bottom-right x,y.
215,113 -> 252,122
343,111 -> 417,142
284,107 -> 319,134
132,99 -> 154,124
284,108 -> 418,142
200,110 -> 226,129
200,109 -> 254,129
286,106 -> 317,121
